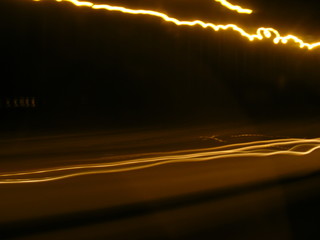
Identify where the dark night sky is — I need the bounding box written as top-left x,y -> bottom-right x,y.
1,0 -> 320,131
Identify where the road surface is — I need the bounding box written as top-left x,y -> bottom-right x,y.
1,123 -> 320,239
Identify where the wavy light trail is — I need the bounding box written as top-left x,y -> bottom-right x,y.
1,138 -> 320,184
215,0 -> 252,14
33,0 -> 320,50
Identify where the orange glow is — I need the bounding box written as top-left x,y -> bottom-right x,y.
1,138 -> 320,184
31,0 -> 320,50
215,0 -> 252,14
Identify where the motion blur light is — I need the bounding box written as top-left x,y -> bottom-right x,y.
215,0 -> 253,14
33,0 -> 320,50
1,137 -> 320,183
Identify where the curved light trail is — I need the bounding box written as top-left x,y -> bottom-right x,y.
32,0 -> 320,50
1,138 -> 320,184
215,0 -> 252,14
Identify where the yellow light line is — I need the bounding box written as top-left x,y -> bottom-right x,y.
33,0 -> 320,50
1,138 -> 320,184
215,0 -> 253,14
0,138 -> 305,177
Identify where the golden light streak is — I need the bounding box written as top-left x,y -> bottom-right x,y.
215,0 -> 252,14
32,0 -> 320,50
1,138 -> 320,184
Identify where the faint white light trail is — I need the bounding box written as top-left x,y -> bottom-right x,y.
1,138 -> 320,184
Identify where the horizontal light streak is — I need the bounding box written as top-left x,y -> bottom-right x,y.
1,137 -> 320,184
32,0 -> 320,50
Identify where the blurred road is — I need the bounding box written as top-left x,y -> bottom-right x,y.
1,123 -> 320,239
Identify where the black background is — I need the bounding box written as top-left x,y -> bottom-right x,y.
1,0 -> 320,131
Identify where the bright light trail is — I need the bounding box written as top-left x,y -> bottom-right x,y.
215,0 -> 252,14
1,138 -> 320,184
32,0 -> 320,50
